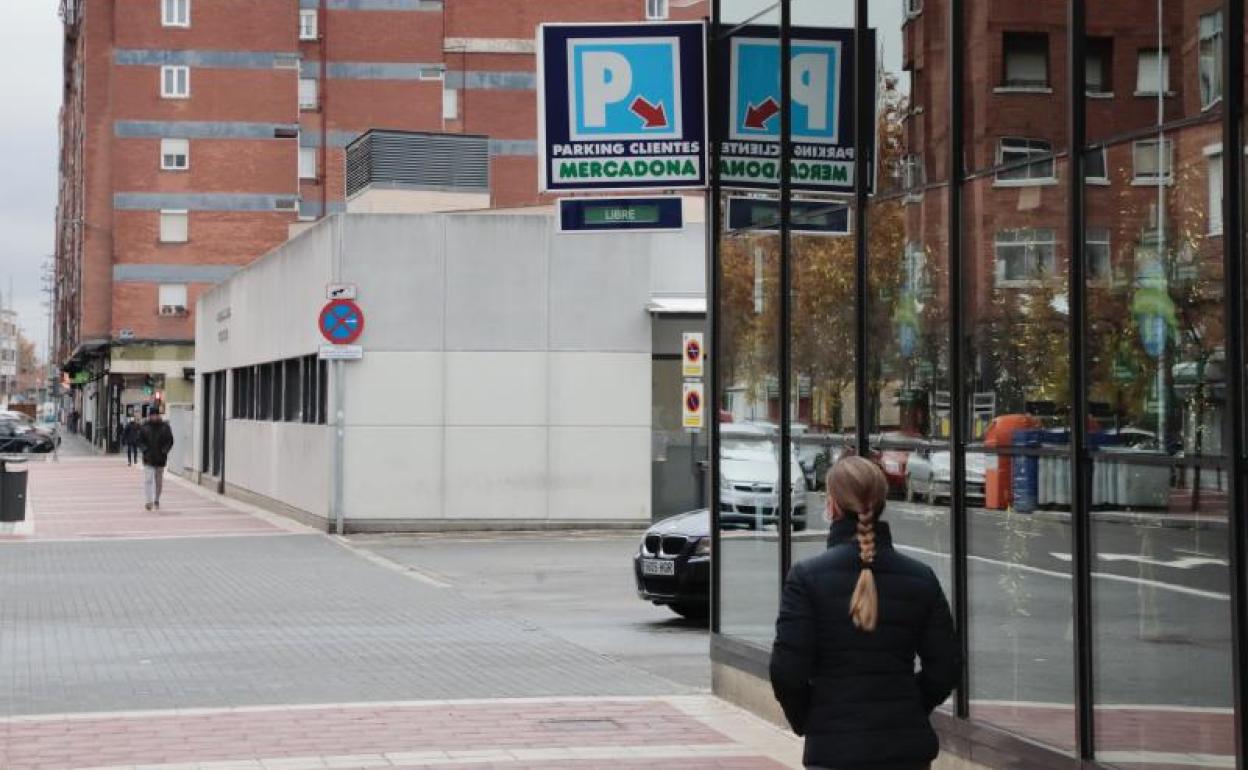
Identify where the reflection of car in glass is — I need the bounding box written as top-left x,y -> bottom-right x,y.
1,411 -> 58,445
634,509 -> 710,618
904,451 -> 987,504
719,429 -> 808,531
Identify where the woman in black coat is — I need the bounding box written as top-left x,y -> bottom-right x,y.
770,456 -> 960,770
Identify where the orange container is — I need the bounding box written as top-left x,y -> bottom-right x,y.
983,414 -> 1041,510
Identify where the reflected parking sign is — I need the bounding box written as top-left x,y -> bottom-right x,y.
716,25 -> 872,194
539,22 -> 707,192
730,38 -> 841,143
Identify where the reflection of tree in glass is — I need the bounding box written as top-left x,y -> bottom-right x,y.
974,273 -> 1070,418
1086,138 -> 1225,465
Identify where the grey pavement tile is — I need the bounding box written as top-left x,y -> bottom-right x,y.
0,535 -> 690,716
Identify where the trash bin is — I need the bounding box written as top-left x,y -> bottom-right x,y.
0,460 -> 28,523
1011,430 -> 1042,513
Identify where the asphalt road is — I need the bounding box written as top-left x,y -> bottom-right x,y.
354,493 -> 1233,713
356,532 -> 713,691
723,493 -> 1235,710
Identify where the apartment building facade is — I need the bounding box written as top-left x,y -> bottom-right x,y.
54,0 -> 703,449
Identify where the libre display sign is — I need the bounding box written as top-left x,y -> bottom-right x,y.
717,25 -> 874,194
538,22 -> 707,192
557,196 -> 684,233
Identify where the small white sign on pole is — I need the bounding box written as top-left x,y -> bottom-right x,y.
319,344 -> 363,361
682,382 -> 704,432
326,283 -> 358,300
682,332 -> 704,378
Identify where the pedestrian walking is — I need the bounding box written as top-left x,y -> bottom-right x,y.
120,416 -> 140,466
770,456 -> 960,770
136,410 -> 174,511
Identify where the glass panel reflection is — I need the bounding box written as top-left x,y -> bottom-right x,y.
1091,458 -> 1234,768
717,221 -> 782,645
966,451 -> 1076,752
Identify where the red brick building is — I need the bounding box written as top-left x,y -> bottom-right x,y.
54,0 -> 705,449
898,0 -> 1226,442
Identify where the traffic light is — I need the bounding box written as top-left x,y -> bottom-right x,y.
143,374 -> 155,396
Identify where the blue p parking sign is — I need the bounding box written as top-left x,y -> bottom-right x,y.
539,22 -> 707,192
569,39 -> 682,141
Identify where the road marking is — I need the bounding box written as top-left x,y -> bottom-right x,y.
896,545 -> 1231,602
330,535 -> 453,589
1050,552 -> 1229,570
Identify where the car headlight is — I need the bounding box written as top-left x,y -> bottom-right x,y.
694,537 -> 711,556
719,476 -> 733,491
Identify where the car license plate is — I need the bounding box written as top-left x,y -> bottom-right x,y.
642,559 -> 675,576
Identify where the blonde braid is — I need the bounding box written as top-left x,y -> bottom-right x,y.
849,503 -> 879,631
829,457 -> 887,633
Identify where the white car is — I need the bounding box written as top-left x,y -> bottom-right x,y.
719,435 -> 808,530
905,451 -> 987,504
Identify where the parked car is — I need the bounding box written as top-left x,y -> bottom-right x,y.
1,411 -> 57,444
634,509 -> 710,618
0,419 -> 54,453
904,450 -> 988,504
719,430 -> 808,531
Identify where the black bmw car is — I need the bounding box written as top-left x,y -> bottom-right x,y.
633,509 -> 710,618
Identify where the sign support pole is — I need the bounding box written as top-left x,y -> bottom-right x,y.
333,358 -> 345,536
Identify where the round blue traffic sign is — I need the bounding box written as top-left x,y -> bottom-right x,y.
319,299 -> 365,344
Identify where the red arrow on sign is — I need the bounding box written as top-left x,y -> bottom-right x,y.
744,97 -> 780,130
630,96 -> 668,129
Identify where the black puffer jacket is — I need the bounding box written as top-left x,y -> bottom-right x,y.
137,420 -> 175,468
770,517 -> 960,769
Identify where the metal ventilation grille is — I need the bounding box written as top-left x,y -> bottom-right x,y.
345,129 -> 489,198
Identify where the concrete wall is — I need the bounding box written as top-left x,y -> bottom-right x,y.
194,212 -> 705,529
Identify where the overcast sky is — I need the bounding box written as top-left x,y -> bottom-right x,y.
0,2 -> 59,356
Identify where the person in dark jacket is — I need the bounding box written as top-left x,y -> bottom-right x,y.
136,410 -> 174,511
120,417 -> 140,466
770,456 -> 960,770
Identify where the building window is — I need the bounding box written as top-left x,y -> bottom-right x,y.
159,210 -> 188,243
900,153 -> 924,192
1199,12 -> 1224,108
298,78 -> 318,110
299,9 -> 318,40
1002,32 -> 1048,89
1135,49 -> 1169,95
158,284 -> 188,316
995,228 -> 1056,286
996,137 -> 1055,184
442,87 -> 459,121
1085,228 -> 1111,285
1132,138 -> 1173,183
1084,147 -> 1107,183
283,358 -> 301,421
298,147 -> 317,180
644,0 -> 668,20
1085,37 -> 1112,94
904,0 -> 923,18
161,0 -> 189,27
160,138 -> 189,171
1208,151 -> 1224,234
160,65 -> 189,99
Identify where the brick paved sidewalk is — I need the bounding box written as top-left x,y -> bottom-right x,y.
0,458 -> 299,541
0,696 -> 800,770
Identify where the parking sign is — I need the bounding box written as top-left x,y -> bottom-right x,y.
539,22 -> 707,192
716,25 -> 874,194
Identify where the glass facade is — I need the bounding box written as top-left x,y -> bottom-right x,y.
709,1 -> 1247,767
